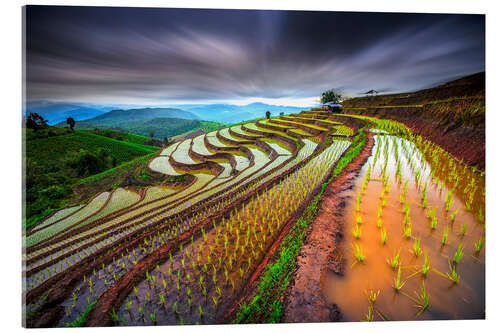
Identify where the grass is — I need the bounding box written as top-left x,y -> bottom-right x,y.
25,129 -> 160,227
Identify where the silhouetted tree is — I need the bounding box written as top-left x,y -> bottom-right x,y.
66,117 -> 76,131
149,130 -> 155,138
163,137 -> 169,146
320,89 -> 343,104
26,113 -> 48,131
265,111 -> 271,119
280,112 -> 284,116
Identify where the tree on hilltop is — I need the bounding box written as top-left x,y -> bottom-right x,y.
66,117 -> 76,131
265,111 -> 271,119
320,89 -> 343,104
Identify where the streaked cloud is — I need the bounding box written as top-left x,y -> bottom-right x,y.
25,6 -> 485,105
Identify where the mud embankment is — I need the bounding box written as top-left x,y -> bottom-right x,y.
282,131 -> 375,323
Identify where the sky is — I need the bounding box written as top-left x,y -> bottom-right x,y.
25,6 -> 485,107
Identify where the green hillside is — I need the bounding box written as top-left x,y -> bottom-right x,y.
24,128 -> 160,228
65,117 -> 224,140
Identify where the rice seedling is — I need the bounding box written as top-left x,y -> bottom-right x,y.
450,209 -> 459,223
453,244 -> 464,264
387,249 -> 400,269
393,265 -> 406,292
403,223 -> 412,239
356,215 -> 363,224
442,227 -> 449,246
366,289 -> 380,304
430,216 -> 437,230
363,305 -> 374,321
403,209 -> 411,226
381,228 -> 387,245
411,238 -> 422,257
435,261 -> 460,284
445,191 -> 454,211
149,312 -> 157,325
352,243 -> 365,263
460,223 -> 468,236
421,252 -> 430,276
353,224 -> 361,239
410,281 -> 430,317
474,236 -> 485,254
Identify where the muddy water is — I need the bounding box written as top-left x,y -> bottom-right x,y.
322,135 -> 485,321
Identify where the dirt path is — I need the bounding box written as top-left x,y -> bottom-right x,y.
282,132 -> 374,323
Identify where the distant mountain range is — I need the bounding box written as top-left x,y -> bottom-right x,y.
27,101 -> 309,125
172,102 -> 307,123
24,101 -> 117,125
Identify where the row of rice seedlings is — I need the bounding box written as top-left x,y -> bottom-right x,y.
116,138 -> 351,325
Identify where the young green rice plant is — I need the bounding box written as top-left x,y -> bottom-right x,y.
450,209 -> 459,223
387,249 -> 400,269
426,207 -> 436,219
356,215 -> 363,224
400,180 -> 409,204
149,312 -> 157,325
403,223 -> 412,239
403,209 -> 411,226
381,227 -> 387,245
460,223 -> 468,236
393,265 -> 406,292
421,252 -> 430,276
442,261 -> 460,284
413,281 -> 430,317
445,191 -> 454,211
377,217 -> 383,228
363,305 -> 374,322
430,216 -> 437,230
453,244 -> 464,264
353,224 -> 361,239
474,236 -> 485,254
421,181 -> 427,204
138,305 -> 144,319
411,238 -> 422,257
365,289 -> 380,304
442,227 -> 449,246
352,243 -> 365,263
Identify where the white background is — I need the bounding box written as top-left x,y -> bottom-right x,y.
0,0 -> 498,332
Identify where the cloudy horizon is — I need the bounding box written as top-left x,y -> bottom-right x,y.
25,6 -> 485,107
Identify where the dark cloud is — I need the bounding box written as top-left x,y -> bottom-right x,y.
25,6 -> 485,105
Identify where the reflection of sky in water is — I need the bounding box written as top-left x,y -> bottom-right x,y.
323,135 -> 485,321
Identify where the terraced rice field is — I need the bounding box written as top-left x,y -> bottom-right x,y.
23,110 -> 485,327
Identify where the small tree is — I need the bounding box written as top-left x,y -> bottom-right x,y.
320,89 -> 343,104
163,137 -> 169,146
26,113 -> 48,131
265,111 -> 271,119
279,112 -> 284,116
149,130 -> 155,138
66,117 -> 76,131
